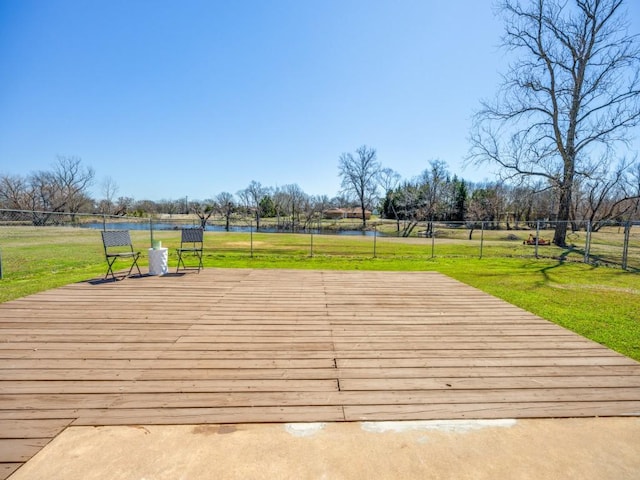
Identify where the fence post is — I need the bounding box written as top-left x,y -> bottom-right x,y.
149,217 -> 154,248
250,223 -> 254,258
622,221 -> 631,270
310,231 -> 314,258
480,222 -> 484,259
535,220 -> 540,259
430,221 -> 435,258
584,220 -> 591,264
0,248 -> 3,280
102,214 -> 106,231
373,224 -> 377,258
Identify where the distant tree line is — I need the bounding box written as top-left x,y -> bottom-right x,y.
1,149 -> 638,240
377,154 -> 638,239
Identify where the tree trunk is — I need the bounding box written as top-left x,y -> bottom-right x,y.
553,183 -> 572,247
402,221 -> 418,237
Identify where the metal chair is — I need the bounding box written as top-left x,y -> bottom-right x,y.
176,228 -> 204,273
101,230 -> 142,280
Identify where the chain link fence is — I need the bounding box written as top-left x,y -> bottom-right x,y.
0,209 -> 638,280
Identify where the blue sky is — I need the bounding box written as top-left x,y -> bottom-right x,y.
1,0 -> 639,202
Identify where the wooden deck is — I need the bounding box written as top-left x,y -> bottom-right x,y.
1,268 -> 640,478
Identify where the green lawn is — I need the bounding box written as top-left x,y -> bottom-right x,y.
1,226 -> 638,361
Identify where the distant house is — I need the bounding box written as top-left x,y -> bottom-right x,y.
323,208 -> 371,220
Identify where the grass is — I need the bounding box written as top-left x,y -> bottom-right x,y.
435,259 -> 640,361
0,226 -> 638,361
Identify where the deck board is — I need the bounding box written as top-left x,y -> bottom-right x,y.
1,268 -> 639,476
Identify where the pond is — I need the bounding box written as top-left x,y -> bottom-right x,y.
79,222 -> 385,236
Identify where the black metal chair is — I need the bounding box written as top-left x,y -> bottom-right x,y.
101,230 -> 142,280
176,228 -> 204,273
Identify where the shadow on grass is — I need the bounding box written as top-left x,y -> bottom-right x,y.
535,244 -> 640,283
538,247 -> 599,283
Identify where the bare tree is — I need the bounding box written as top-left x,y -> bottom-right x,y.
495,180 -> 558,228
466,185 -> 495,240
156,198 -> 182,215
469,0 -> 640,246
306,194 -> 331,229
573,157 -> 640,230
114,196 -> 134,216
238,180 -> 269,230
378,167 -> 401,194
393,160 -> 450,237
215,192 -> 235,231
0,174 -> 28,209
271,187 -> 288,229
54,156 -> 95,217
468,182 -> 506,229
378,167 -> 402,231
338,145 -> 380,228
282,184 -> 307,231
28,170 -> 65,215
188,199 -> 215,229
0,157 -> 94,224
99,176 -> 119,214
132,199 -> 159,216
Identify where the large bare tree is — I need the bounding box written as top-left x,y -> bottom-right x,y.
469,0 -> 640,246
338,145 -> 380,228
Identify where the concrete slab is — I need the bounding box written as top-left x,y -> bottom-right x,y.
9,418 -> 640,479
